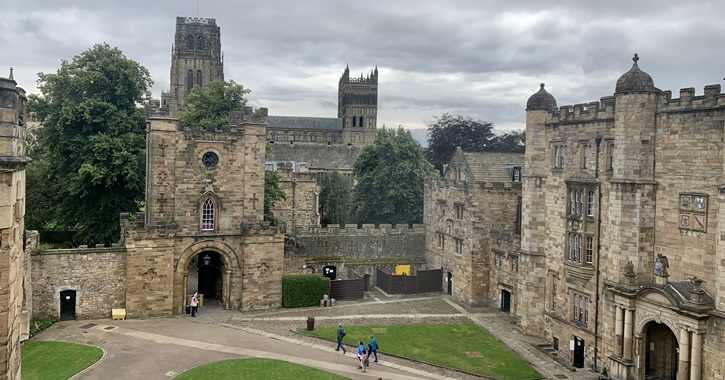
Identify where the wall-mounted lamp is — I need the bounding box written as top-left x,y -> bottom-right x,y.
203,254 -> 211,266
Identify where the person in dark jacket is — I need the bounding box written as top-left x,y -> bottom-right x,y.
368,335 -> 378,362
336,323 -> 346,353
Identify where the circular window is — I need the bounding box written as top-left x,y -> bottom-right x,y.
202,151 -> 219,168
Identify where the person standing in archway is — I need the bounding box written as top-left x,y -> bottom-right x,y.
191,292 -> 200,317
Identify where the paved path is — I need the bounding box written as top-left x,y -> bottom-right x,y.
35,318 -> 448,380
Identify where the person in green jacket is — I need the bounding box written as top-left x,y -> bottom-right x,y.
368,335 -> 378,362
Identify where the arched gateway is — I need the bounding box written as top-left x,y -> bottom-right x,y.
121,108 -> 285,318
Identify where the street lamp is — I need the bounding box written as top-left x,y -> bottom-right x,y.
203,254 -> 211,266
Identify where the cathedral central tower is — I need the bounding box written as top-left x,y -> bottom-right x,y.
164,16 -> 224,115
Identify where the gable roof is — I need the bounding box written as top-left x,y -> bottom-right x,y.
448,148 -> 524,183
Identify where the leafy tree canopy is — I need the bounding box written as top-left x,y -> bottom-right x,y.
27,43 -> 152,245
424,113 -> 525,172
353,127 -> 438,225
178,80 -> 250,127
264,171 -> 286,221
320,170 -> 352,226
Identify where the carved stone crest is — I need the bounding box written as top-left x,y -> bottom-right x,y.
654,253 -> 669,277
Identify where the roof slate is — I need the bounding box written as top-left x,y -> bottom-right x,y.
462,151 -> 525,183
268,115 -> 343,130
267,143 -> 361,170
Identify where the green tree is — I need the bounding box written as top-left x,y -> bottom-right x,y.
424,113 -> 496,172
178,80 -> 250,127
27,43 -> 152,245
264,171 -> 286,221
353,127 -> 438,225
319,170 -> 352,225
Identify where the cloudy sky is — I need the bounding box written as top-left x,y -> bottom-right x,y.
3,1 -> 724,145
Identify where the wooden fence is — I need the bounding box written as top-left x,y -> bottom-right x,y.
375,268 -> 442,295
330,278 -> 364,301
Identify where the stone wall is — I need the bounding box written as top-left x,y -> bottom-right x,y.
286,224 -> 427,283
31,248 -> 127,320
273,165 -> 318,233
0,74 -> 29,380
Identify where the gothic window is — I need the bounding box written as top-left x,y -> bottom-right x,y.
198,36 -> 204,50
352,116 -> 356,127
201,198 -> 215,231
187,35 -> 194,49
551,276 -> 557,311
585,236 -> 593,264
552,143 -> 565,169
310,133 -> 317,142
515,196 -> 522,235
454,203 -> 464,219
587,191 -> 595,217
359,116 -> 364,127
197,70 -> 202,87
187,70 -> 193,94
573,294 -> 589,325
294,133 -> 300,142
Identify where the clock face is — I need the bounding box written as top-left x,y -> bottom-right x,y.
694,215 -> 706,230
202,151 -> 219,168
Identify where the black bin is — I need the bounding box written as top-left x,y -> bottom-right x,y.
306,317 -> 315,331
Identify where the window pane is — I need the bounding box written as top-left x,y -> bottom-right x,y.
202,199 -> 215,231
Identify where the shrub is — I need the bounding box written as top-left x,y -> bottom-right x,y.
29,319 -> 55,338
283,274 -> 331,308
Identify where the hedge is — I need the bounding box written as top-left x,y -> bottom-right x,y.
282,274 -> 331,308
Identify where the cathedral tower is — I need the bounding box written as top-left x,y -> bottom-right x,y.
166,17 -> 224,115
338,66 -> 378,145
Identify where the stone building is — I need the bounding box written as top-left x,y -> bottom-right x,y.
0,70 -> 30,380
424,148 -> 524,309
519,54 -> 725,379
120,107 -> 284,317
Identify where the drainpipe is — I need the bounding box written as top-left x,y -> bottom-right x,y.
593,135 -> 603,373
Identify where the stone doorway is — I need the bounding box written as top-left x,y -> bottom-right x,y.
644,322 -> 678,380
187,251 -> 225,304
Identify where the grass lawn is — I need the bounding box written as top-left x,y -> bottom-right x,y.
303,323 -> 541,380
175,358 -> 350,380
22,341 -> 103,380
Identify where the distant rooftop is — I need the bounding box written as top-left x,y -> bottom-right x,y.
268,116 -> 343,130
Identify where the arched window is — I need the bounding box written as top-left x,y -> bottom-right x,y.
294,133 -> 300,141
201,198 -> 215,231
198,36 -> 204,50
187,35 -> 194,49
187,70 -> 193,94
197,70 -> 202,87
271,132 -> 278,141
331,135 -> 337,143
359,116 -> 364,127
352,116 -> 356,127
310,133 -> 317,142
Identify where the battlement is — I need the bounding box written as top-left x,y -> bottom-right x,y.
178,17 -> 216,25
229,106 -> 269,125
295,224 -> 426,236
657,84 -> 725,112
548,97 -> 616,123
241,222 -> 284,236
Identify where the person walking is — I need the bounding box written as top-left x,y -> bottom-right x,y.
368,335 -> 378,362
190,292 -> 200,317
335,324 -> 346,353
356,341 -> 365,369
360,349 -> 367,373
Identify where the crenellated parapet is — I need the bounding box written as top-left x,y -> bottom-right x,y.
546,97 -> 616,124
230,106 -> 269,124
294,223 -> 426,236
657,84 -> 725,112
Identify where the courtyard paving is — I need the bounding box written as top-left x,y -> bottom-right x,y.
31,293 -> 599,379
